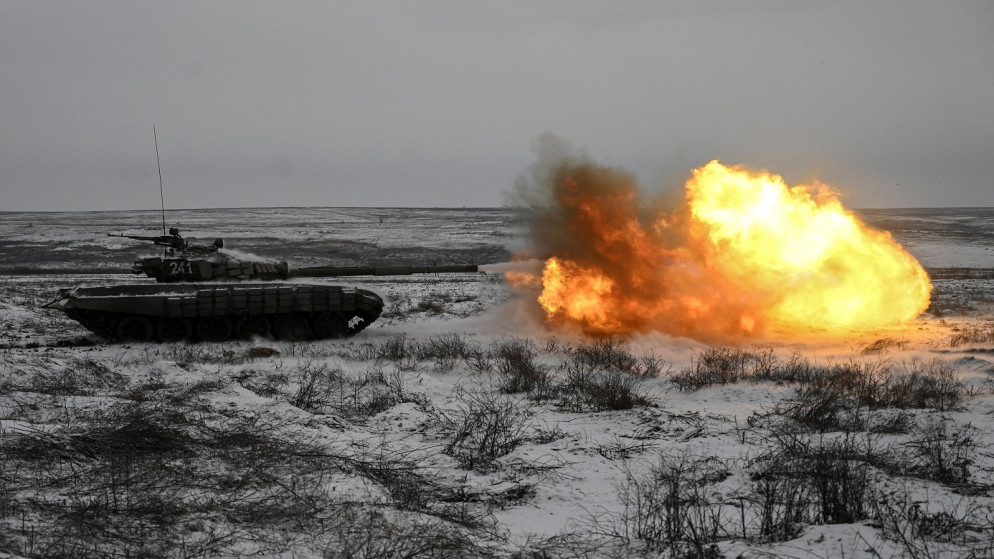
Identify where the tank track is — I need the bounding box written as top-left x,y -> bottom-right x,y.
54,283 -> 384,343
66,307 -> 380,343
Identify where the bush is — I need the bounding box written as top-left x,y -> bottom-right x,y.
237,360 -> 424,418
869,489 -> 994,557
671,346 -> 754,391
900,419 -> 976,486
559,363 -> 651,412
947,322 -> 994,347
482,338 -> 554,400
606,453 -> 732,555
441,389 -> 532,471
768,358 -> 964,433
326,507 -> 479,559
888,358 -> 964,411
754,430 -> 875,527
29,358 -> 126,396
748,463 -> 812,542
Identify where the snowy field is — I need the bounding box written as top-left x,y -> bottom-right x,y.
2,206 -> 994,558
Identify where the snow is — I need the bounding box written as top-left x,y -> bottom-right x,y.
1,207 -> 993,557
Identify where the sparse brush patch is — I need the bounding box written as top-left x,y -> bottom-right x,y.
343,367 -> 428,417
480,338 -> 659,409
596,435 -> 657,461
289,360 -> 345,412
28,357 -> 127,396
898,418 -> 977,487
0,401 -> 227,556
324,506 -> 481,559
767,358 -> 965,433
888,358 -> 964,411
870,489 -> 994,557
558,362 -> 652,412
162,343 -> 242,365
413,333 -> 478,360
861,337 -> 908,354
376,334 -> 412,361
558,348 -> 652,412
412,333 -> 479,372
866,409 -> 918,435
239,359 -> 425,418
411,293 -> 462,316
805,359 -> 891,407
570,338 -> 640,376
166,377 -> 228,406
441,388 -> 532,471
346,449 -> 490,528
747,461 -> 812,542
488,338 -> 552,400
599,453 -> 732,556
670,346 -> 754,391
570,339 -> 667,379
749,350 -> 818,385
772,382 -> 869,433
372,334 -> 421,371
947,322 -> 994,347
235,367 -> 290,397
755,430 -> 876,527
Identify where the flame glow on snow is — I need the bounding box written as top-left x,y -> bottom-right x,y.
510,158 -> 932,341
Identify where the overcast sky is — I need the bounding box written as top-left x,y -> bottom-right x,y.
1,1 -> 992,212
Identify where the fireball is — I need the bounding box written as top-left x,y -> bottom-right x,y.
517,158 -> 931,341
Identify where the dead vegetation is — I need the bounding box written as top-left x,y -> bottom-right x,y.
4,251 -> 994,559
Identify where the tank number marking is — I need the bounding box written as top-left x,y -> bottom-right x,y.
168,261 -> 194,276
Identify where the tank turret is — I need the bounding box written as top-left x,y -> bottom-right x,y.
43,228 -> 480,343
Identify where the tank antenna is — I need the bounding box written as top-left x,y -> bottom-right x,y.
153,125 -> 166,237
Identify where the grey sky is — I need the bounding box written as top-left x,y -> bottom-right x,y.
1,1 -> 991,212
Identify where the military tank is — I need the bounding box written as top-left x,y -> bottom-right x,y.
42,228 -> 479,343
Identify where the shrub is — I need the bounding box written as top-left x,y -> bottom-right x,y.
376,334 -> 413,361
486,338 -> 553,400
671,346 -> 754,391
29,358 -> 126,396
888,358 -> 964,411
571,339 -> 639,375
559,363 -> 651,412
755,430 -> 876,526
326,507 -> 479,559
441,389 -> 532,471
748,350 -> 817,385
238,360 -> 423,418
900,419 -> 976,486
412,333 -> 478,361
947,322 -> 994,347
607,453 -> 732,555
290,360 -> 344,412
869,489 -> 994,557
748,463 -> 812,542
772,383 -> 868,433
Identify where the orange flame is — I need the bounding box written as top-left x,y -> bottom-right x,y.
516,159 -> 931,341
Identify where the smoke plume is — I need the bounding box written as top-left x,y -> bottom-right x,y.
506,133 -> 931,342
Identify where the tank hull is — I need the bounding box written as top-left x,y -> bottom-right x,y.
44,282 -> 383,343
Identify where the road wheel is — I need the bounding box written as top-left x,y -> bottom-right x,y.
236,315 -> 271,339
117,315 -> 153,343
312,312 -> 348,339
197,317 -> 232,342
273,314 -> 311,340
156,317 -> 192,343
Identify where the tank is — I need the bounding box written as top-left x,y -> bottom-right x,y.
42,228 -> 479,343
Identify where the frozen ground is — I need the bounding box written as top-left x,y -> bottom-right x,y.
1,207 -> 994,558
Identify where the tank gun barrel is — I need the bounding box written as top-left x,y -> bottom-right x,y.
108,231 -> 185,251
291,264 -> 479,278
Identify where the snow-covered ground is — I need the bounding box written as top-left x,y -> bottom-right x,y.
1,207 -> 994,558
